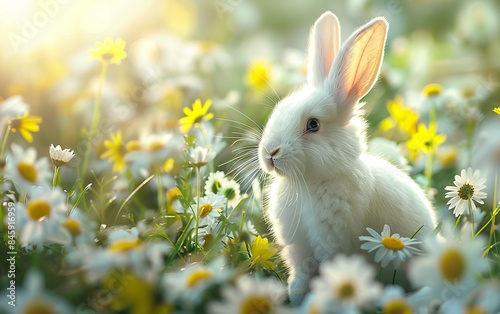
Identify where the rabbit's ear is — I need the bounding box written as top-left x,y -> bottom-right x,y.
330,17 -> 388,106
307,11 -> 341,87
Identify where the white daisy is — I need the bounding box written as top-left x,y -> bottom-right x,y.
162,258 -> 232,307
0,95 -> 28,117
49,144 -> 75,167
208,275 -> 289,314
189,145 -> 215,167
0,96 -> 28,138
1,270 -> 74,314
62,208 -> 96,247
408,221 -> 489,301
218,179 -> 241,208
193,122 -> 226,156
125,132 -> 182,176
440,281 -> 500,314
66,227 -> 171,284
192,193 -> 226,226
359,224 -> 423,269
5,144 -> 51,191
378,285 -> 433,314
15,186 -> 70,245
205,171 -> 229,195
310,254 -> 382,313
444,167 -> 487,217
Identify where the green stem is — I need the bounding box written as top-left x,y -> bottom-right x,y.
392,269 -> 397,285
79,62 -> 109,180
0,123 -> 11,159
52,166 -> 60,188
195,166 -> 201,253
469,199 -> 475,237
156,165 -> 166,217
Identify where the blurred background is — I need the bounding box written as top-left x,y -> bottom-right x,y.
1,0 -> 500,200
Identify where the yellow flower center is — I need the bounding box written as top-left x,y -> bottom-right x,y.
51,158 -> 67,168
308,305 -> 320,314
102,52 -> 114,61
18,161 -> 38,183
461,87 -> 475,99
439,248 -> 466,282
381,237 -> 405,251
24,299 -> 56,314
185,269 -> 213,288
464,306 -> 487,314
199,41 -> 216,54
240,295 -> 273,314
27,200 -> 51,221
422,83 -> 443,97
125,140 -> 141,152
149,140 -> 165,152
383,298 -> 413,314
198,203 -> 213,218
458,183 -> 475,201
63,219 -> 82,237
336,281 -> 356,300
108,239 -> 141,252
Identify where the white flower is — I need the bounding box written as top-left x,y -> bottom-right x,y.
193,122 -> 226,156
205,171 -> 229,195
192,193 -> 226,226
439,281 -> 500,314
378,285 -> 432,314
408,222 -> 490,300
162,258 -> 232,306
310,255 -> 382,313
5,144 -> 51,191
0,96 -> 28,138
62,208 -> 96,246
125,132 -> 182,176
49,144 -> 75,167
0,95 -> 28,117
444,167 -> 487,217
208,275 -> 288,314
189,145 -> 215,167
218,179 -> 241,208
359,224 -> 422,269
15,187 -> 70,245
66,227 -> 171,284
1,270 -> 73,314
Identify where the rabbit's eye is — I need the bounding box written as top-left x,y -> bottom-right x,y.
306,118 -> 320,133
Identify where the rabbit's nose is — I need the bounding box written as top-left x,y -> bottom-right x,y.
269,147 -> 280,157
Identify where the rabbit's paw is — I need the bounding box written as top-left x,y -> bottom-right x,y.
288,276 -> 308,306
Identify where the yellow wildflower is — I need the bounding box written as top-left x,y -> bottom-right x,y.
379,96 -> 419,137
493,107 -> 500,115
245,60 -> 272,91
249,236 -> 278,270
179,99 -> 214,133
89,37 -> 127,65
9,112 -> 42,143
101,130 -> 126,172
407,122 -> 446,154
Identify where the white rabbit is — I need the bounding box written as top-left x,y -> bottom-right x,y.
258,12 -> 437,305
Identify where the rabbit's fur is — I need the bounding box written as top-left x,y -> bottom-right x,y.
258,12 -> 437,305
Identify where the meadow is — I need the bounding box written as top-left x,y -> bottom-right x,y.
1,0 -> 500,313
